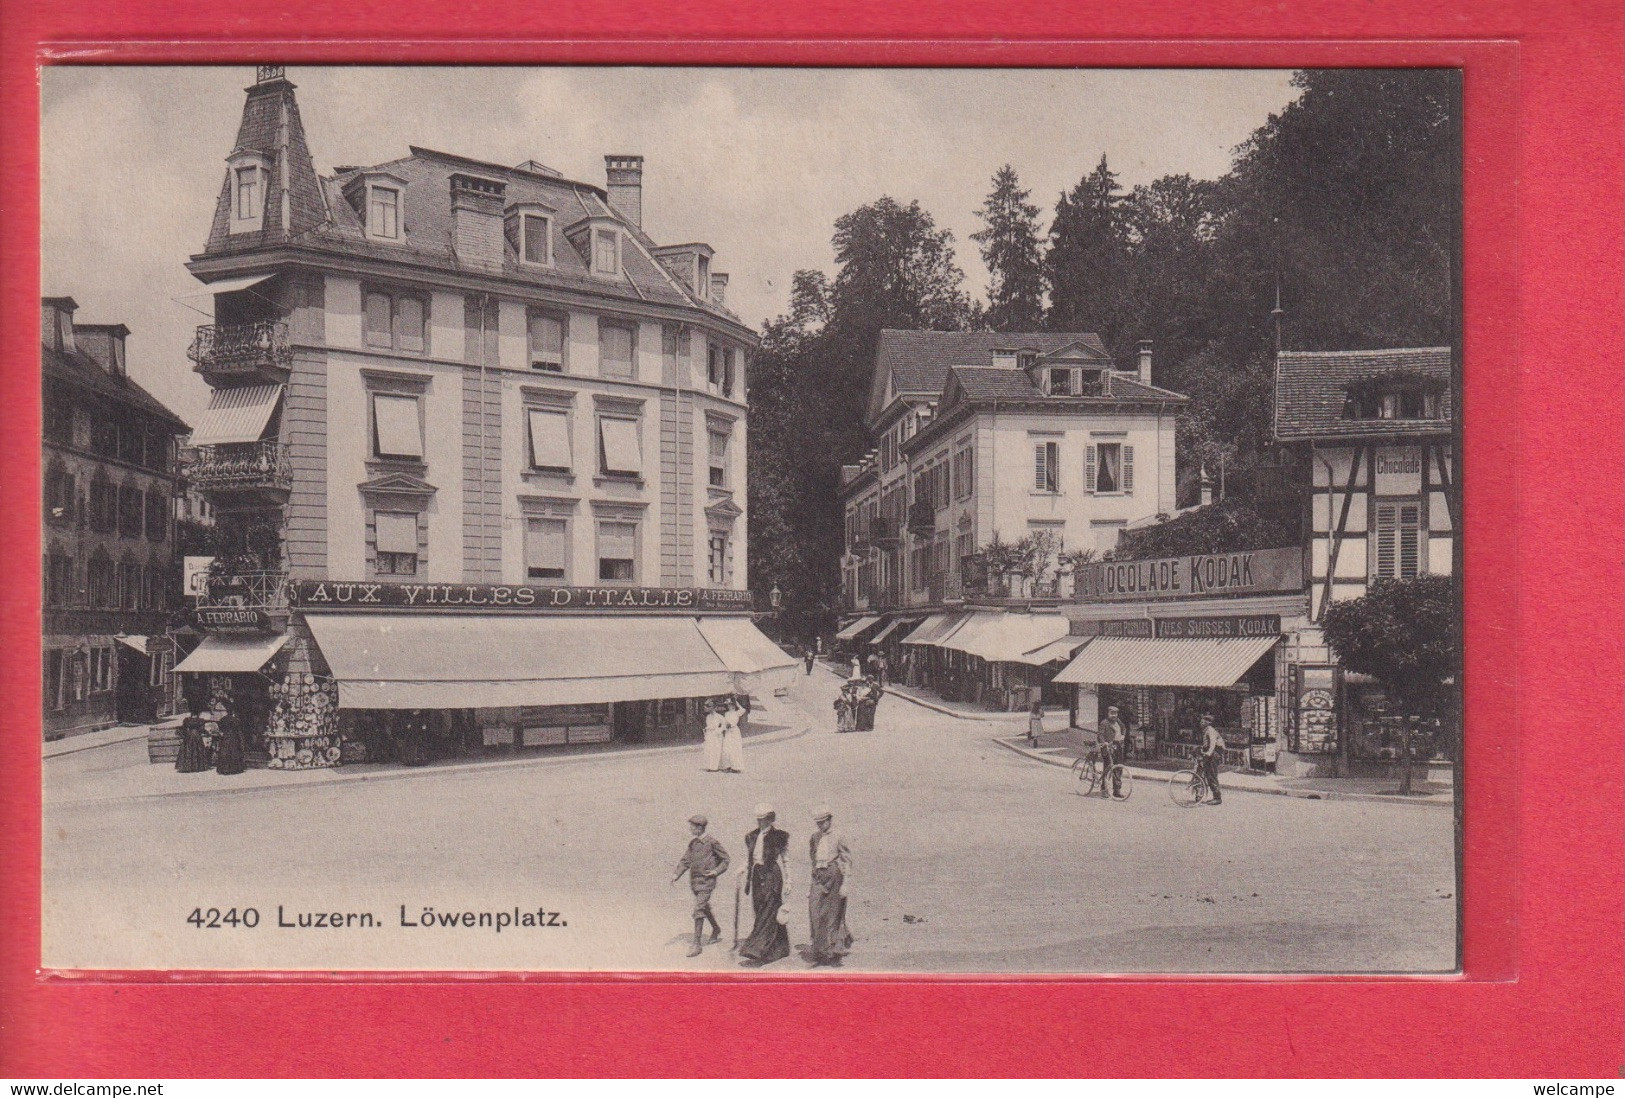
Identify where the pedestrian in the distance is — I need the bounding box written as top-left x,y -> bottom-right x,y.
175,702 -> 212,773
213,701 -> 246,776
849,656 -> 863,682
806,804 -> 853,967
855,677 -> 879,731
866,677 -> 885,730
718,696 -> 745,774
874,653 -> 889,686
738,803 -> 791,967
803,650 -> 816,676
834,686 -> 856,733
1027,700 -> 1045,748
398,708 -> 431,768
701,699 -> 724,772
1199,713 -> 1224,805
672,814 -> 730,957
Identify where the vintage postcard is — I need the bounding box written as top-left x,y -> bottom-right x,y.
39,64 -> 1461,973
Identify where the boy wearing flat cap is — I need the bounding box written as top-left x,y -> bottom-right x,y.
673,814 -> 731,957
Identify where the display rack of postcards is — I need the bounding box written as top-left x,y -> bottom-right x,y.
264,672 -> 341,769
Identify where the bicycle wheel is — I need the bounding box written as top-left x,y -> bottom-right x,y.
1072,756 -> 1100,796
1168,769 -> 1203,807
1107,765 -> 1133,801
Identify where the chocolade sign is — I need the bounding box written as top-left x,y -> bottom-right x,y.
289,581 -> 757,613
1076,546 -> 1304,603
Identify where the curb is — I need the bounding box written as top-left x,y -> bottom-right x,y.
47,722 -> 816,808
42,727 -> 155,759
990,736 -> 1454,808
878,686 -> 1030,725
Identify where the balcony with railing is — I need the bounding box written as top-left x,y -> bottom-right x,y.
188,321 -> 292,383
869,515 -> 901,546
197,569 -> 291,613
930,569 -> 1066,604
907,499 -> 938,536
187,440 -> 292,499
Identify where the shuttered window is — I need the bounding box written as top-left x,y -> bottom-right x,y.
599,322 -> 635,379
1034,441 -> 1059,493
708,428 -> 729,487
364,292 -> 392,347
375,511 -> 418,554
525,518 -> 568,581
597,521 -> 637,582
528,311 -> 565,371
598,417 -> 642,476
521,214 -> 550,265
1088,443 -> 1133,494
527,410 -> 572,471
372,394 -> 423,459
1373,502 -> 1423,580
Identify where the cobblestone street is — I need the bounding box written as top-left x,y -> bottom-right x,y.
44,665 -> 1456,973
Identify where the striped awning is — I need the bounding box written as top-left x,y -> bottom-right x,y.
188,384 -> 283,446
1021,635 -> 1091,666
695,616 -> 798,695
835,616 -> 882,641
1053,636 -> 1280,687
941,612 -> 1071,663
868,617 -> 919,645
173,633 -> 289,674
901,611 -> 966,647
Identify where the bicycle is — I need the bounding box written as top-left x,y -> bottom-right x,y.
1168,757 -> 1221,807
1071,746 -> 1132,801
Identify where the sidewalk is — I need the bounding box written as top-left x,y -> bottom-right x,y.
993,729 -> 1455,807
43,721 -> 165,759
46,710 -> 813,807
822,661 -> 1034,724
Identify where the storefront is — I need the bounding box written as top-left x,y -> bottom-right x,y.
173,582 -> 795,771
899,609 -> 1070,711
1058,547 -> 1316,773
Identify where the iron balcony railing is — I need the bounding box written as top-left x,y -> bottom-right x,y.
198,569 -> 290,612
188,441 -> 292,493
188,321 -> 292,377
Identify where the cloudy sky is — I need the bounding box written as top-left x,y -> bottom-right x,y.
41,66 -> 1300,425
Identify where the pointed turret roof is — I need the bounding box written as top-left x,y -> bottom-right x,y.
203,67 -> 328,252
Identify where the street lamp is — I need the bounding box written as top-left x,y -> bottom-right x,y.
769,584 -> 782,611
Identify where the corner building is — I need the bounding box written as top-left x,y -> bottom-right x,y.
174,67 -> 789,769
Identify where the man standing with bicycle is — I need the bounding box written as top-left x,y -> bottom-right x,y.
1098,705 -> 1127,799
1199,713 -> 1224,805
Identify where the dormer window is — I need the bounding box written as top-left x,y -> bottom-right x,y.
696,253 -> 711,298
369,186 -> 401,240
1048,368 -> 1073,396
521,213 -> 551,265
594,229 -> 620,276
1342,376 -> 1445,421
226,152 -> 271,234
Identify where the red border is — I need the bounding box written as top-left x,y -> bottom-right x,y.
3,3 -> 1621,1079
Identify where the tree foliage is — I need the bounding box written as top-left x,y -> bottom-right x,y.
1045,154 -> 1129,343
1114,498 -> 1297,560
1319,576 -> 1458,715
971,165 -> 1045,331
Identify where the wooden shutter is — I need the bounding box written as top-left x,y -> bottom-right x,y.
1034,444 -> 1047,491
600,323 -> 634,378
1374,503 -> 1398,578
1085,444 -> 1098,493
364,292 -> 392,347
527,409 -> 572,470
1122,445 -> 1134,494
395,296 -> 426,352
1399,503 -> 1422,578
525,518 -> 567,576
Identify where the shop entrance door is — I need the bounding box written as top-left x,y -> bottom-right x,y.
115,646 -> 155,724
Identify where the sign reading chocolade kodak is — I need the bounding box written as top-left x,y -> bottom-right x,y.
289,581 -> 757,613
1075,546 -> 1304,603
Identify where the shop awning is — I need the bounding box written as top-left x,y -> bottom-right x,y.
305,613 -> 741,710
695,617 -> 798,695
114,634 -> 149,653
940,612 -> 1071,664
1021,635 -> 1091,666
173,633 -> 289,674
901,611 -> 966,647
1053,636 -> 1280,688
188,384 -> 283,447
187,273 -> 276,297
868,617 -> 920,645
835,616 -> 882,641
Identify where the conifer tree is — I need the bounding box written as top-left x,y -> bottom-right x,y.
970,164 -> 1045,332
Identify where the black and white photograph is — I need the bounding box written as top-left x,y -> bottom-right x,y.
39,64 -> 1461,974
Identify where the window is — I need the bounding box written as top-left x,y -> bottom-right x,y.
44,391 -> 74,446
1049,368 -> 1073,396
596,520 -> 637,582
368,186 -> 401,240
46,650 -> 64,712
708,532 -> 730,585
597,416 -> 642,477
364,290 -> 427,352
520,213 -> 551,266
118,423 -> 143,465
594,230 -> 620,275
722,348 -> 736,398
374,511 -> 419,576
145,489 -> 168,542
372,394 -> 423,460
118,486 -> 144,538
1344,384 -> 1444,421
662,326 -> 688,378
599,322 -> 636,379
1086,442 -> 1133,495
527,409 -> 572,472
528,311 -> 567,371
696,254 -> 711,298
235,166 -> 262,220
44,465 -> 74,525
707,428 -> 730,488
1034,441 -> 1060,493
524,517 -> 568,581
953,447 -> 975,500
1373,502 -> 1423,580
89,478 -> 115,533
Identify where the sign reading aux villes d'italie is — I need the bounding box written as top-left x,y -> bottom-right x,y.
289,581 -> 757,613
1076,546 -> 1305,602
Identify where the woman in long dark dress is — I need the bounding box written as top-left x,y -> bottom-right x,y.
398,709 -> 432,767
855,678 -> 878,731
174,705 -> 212,773
738,805 -> 791,967
214,706 -> 246,775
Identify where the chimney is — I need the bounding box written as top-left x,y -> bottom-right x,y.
450,173 -> 506,271
1137,340 -> 1153,385
75,323 -> 131,378
709,272 -> 729,307
41,297 -> 78,353
605,155 -> 644,228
